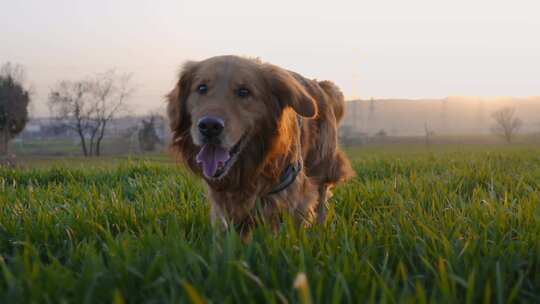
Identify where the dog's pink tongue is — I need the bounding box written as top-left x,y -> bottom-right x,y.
196,144 -> 230,178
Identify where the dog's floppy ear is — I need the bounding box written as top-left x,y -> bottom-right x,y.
166,61 -> 198,141
262,64 -> 317,118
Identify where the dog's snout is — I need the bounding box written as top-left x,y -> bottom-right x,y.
198,116 -> 224,138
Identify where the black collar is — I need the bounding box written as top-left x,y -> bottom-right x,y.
267,160 -> 302,195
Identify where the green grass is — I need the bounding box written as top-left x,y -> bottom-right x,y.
10,137 -> 136,156
1,145 -> 540,303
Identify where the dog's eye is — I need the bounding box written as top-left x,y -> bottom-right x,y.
197,84 -> 208,94
237,87 -> 250,98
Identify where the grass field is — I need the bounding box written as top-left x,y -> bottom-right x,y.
1,144 -> 540,303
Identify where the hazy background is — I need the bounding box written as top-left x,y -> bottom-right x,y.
343,97 -> 540,136
1,0 -> 539,117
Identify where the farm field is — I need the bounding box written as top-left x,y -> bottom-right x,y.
0,144 -> 540,303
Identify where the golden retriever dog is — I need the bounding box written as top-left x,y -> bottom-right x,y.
167,55 -> 354,233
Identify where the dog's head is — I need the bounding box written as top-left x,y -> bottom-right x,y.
167,55 -> 317,183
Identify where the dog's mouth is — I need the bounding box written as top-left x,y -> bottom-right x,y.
195,134 -> 248,180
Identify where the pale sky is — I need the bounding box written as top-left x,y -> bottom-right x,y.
1,0 -> 539,116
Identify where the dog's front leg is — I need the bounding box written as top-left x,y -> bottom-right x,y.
209,200 -> 229,230
208,188 -> 257,233
316,185 -> 333,224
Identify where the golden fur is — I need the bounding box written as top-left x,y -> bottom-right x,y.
167,55 -> 354,233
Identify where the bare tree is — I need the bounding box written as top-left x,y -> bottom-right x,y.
48,70 -> 133,156
88,70 -> 133,156
48,80 -> 95,156
0,63 -> 31,156
491,107 -> 523,143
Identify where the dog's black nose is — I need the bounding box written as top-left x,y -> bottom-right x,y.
198,116 -> 224,138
